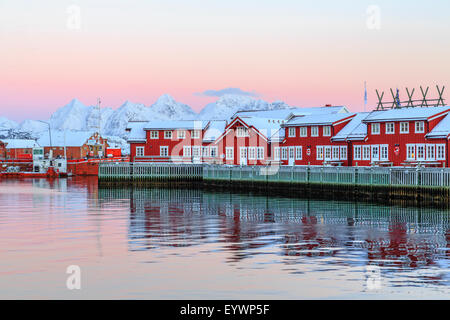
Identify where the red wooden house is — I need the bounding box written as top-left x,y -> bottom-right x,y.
1,139 -> 40,160
280,113 -> 356,166
353,106 -> 450,167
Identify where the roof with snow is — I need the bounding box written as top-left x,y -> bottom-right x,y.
143,120 -> 209,130
426,114 -> 450,139
1,139 -> 40,149
126,121 -> 147,142
232,106 -> 348,121
284,113 -> 355,127
203,120 -> 227,142
243,117 -> 285,139
37,130 -> 95,147
363,106 -> 450,123
332,113 -> 369,141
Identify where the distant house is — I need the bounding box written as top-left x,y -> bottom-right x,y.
0,139 -> 40,160
37,130 -> 108,159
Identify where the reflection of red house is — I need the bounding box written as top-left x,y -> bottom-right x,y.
1,139 -> 40,160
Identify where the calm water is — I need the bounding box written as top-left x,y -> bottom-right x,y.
0,177 -> 449,299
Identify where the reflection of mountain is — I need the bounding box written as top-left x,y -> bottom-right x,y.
97,187 -> 450,273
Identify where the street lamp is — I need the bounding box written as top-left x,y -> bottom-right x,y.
37,120 -> 52,158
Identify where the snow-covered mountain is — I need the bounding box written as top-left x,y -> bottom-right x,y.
1,94 -> 294,154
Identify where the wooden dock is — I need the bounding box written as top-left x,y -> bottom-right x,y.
98,163 -> 450,204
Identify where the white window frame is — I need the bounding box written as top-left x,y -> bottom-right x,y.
136,146 -> 144,157
385,122 -> 395,134
426,144 -> 435,160
323,126 -> 331,137
340,146 -> 347,160
288,127 -> 296,137
406,144 -> 416,161
362,145 -> 370,161
225,147 -> 234,160
274,147 -> 280,161
295,146 -> 302,160
236,126 -> 249,137
202,146 -> 209,157
300,127 -> 307,137
415,121 -> 425,133
191,130 -> 201,139
257,147 -> 264,160
353,145 -> 361,161
400,122 -> 409,134
164,130 -> 172,139
371,123 -> 380,135
324,146 -> 332,161
437,144 -> 446,160
371,145 -> 380,162
332,146 -> 340,160
248,147 -> 256,160
183,146 -> 191,157
281,147 -> 288,160
192,146 -> 201,158
316,146 -> 324,160
160,146 -> 169,157
311,126 -> 319,137
210,146 -> 218,158
380,144 -> 389,161
177,130 -> 186,139
416,144 -> 425,161
150,131 -> 159,139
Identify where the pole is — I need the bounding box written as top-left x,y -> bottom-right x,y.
364,81 -> 367,112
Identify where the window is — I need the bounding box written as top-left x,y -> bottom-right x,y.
288,127 -> 296,137
311,126 -> 319,137
288,147 -> 295,160
417,144 -> 425,160
281,147 -> 288,160
407,144 -> 416,160
353,146 -> 361,160
192,146 -> 200,157
400,122 -> 409,134
324,146 -> 332,160
160,146 -> 169,157
386,123 -> 395,134
371,123 -> 380,135
210,147 -> 218,158
177,130 -> 186,139
202,146 -> 209,157
225,147 -> 234,160
362,146 -> 370,161
295,146 -> 302,160
150,131 -> 158,139
164,131 -> 172,139
415,121 -> 425,133
332,146 -> 339,160
340,146 -> 347,160
323,126 -> 331,137
274,147 -> 280,160
371,145 -> 380,161
380,145 -> 389,161
257,147 -> 264,160
300,127 -> 307,137
437,144 -> 446,160
427,145 -> 435,160
183,146 -> 191,157
248,147 -> 256,160
236,126 -> 249,137
136,146 -> 144,157
316,146 -> 324,160
191,130 -> 201,139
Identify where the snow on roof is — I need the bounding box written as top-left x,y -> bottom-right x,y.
284,113 -> 355,127
143,120 -> 209,130
203,120 -> 227,142
426,113 -> 450,139
363,106 -> 450,122
240,117 -> 285,140
232,106 -> 348,121
332,113 -> 370,141
126,121 -> 147,142
2,139 -> 40,149
37,130 -> 95,147
269,127 -> 285,142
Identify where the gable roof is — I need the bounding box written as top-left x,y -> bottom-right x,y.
426,113 -> 450,139
232,106 -> 349,121
332,113 -> 370,141
203,120 -> 227,142
143,120 -> 209,130
126,121 -> 147,142
37,130 -> 95,147
284,113 -> 355,127
2,139 -> 40,149
363,106 -> 450,123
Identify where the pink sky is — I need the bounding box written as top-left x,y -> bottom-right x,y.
1,1 -> 449,121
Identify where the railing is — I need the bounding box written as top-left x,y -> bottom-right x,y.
99,163 -> 450,189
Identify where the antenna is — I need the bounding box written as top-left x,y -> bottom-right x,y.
89,98 -> 102,133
